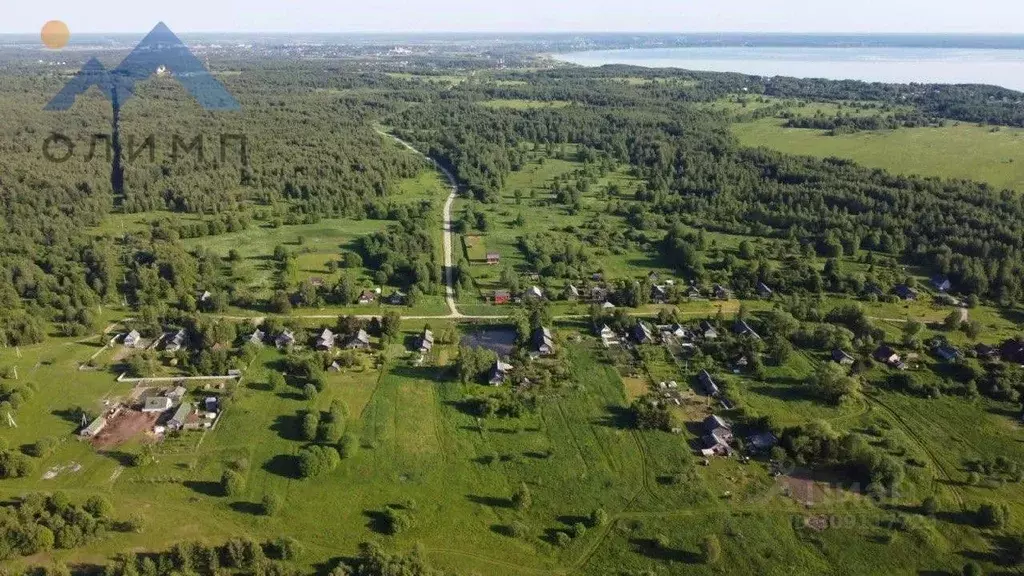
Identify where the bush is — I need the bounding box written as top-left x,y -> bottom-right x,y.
302,383 -> 317,400
589,508 -> 608,527
272,536 -> 302,560
26,436 -> 58,458
570,522 -> 586,539
85,495 -> 113,519
383,506 -> 413,535
296,445 -> 340,478
268,371 -> 286,391
555,532 -> 571,547
338,434 -> 357,459
318,420 -> 343,443
509,521 -> 529,538
920,496 -> 938,516
977,502 -> 1009,528
701,534 -> 722,564
963,561 -> 983,576
261,493 -> 283,516
221,469 -> 246,497
301,411 -> 320,441
511,483 -> 532,511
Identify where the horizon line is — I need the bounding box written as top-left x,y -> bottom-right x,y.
4,29 -> 1024,36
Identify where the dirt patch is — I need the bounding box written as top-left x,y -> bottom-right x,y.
92,408 -> 160,449
110,346 -> 138,363
778,470 -> 830,506
804,515 -> 830,531
622,377 -> 650,402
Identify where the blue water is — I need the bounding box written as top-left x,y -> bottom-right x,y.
556,47 -> 1024,92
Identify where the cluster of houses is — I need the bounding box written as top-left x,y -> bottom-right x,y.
252,327 -> 373,352
698,413 -> 777,458
142,385 -> 220,433
121,328 -> 187,352
489,279 -> 757,307
80,383 -> 222,440
598,318 -> 759,350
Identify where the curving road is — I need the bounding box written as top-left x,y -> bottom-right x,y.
379,130 -> 462,318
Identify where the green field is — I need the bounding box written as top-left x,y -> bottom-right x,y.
734,118 -> 1024,192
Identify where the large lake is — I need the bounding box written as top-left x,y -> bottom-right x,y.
555,47 -> 1024,92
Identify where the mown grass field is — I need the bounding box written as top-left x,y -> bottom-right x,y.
734,118 -> 1024,192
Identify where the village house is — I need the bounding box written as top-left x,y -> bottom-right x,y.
123,330 -> 142,348
316,328 -> 336,351
168,403 -> 193,431
598,325 -> 619,347
165,329 -> 187,353
358,289 -> 377,305
204,397 -> 219,412
666,324 -> 690,340
247,329 -> 265,347
975,343 -> 999,360
142,396 -> 173,413
492,290 -> 511,305
873,345 -> 902,366
526,286 -> 544,300
893,284 -> 919,301
699,320 -> 719,340
565,284 -> 580,300
346,329 -> 371,350
698,369 -> 720,396
488,360 -> 514,386
757,282 -> 774,298
199,290 -> 212,303
275,330 -> 296,349
419,329 -> 434,354
486,252 -> 501,265
590,286 -> 610,302
713,284 -> 732,300
384,291 -> 407,306
650,284 -> 668,303
532,327 -> 556,356
701,414 -> 733,456
832,349 -> 855,366
632,321 -> 655,345
687,284 -> 704,299
934,343 -> 962,362
748,431 -> 779,453
1000,339 -> 1024,364
601,301 -> 616,310
931,276 -> 952,293
733,319 -> 761,340
166,385 -> 187,404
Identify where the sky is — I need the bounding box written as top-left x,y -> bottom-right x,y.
4,0 -> 1023,34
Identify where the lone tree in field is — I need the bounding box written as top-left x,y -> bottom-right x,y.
512,483 -> 532,511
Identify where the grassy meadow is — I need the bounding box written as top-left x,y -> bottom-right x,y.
729,103 -> 1024,192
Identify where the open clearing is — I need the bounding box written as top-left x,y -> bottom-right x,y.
734,119 -> 1024,191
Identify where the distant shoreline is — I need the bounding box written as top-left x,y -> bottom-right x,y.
554,45 -> 1024,92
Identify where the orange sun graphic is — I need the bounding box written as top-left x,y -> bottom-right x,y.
41,20 -> 70,49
